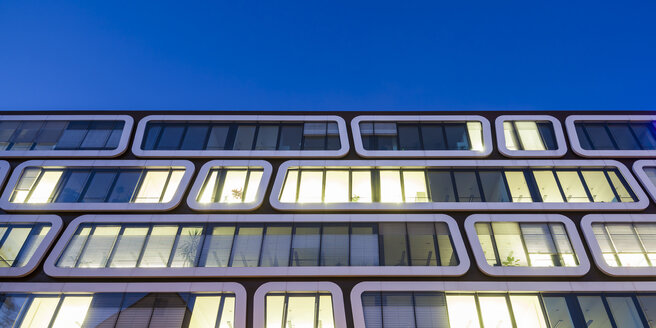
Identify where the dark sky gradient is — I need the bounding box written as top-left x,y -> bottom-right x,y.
0,1 -> 654,111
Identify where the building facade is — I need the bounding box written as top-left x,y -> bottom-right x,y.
0,110 -> 656,327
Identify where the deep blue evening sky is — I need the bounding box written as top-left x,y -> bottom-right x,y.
0,1 -> 654,111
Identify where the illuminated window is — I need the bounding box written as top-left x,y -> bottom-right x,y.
197,167 -> 264,203
503,121 -> 557,150
0,223 -> 51,268
593,223 -> 656,267
475,222 -> 578,267
11,167 -> 185,204
265,292 -> 334,328
504,171 -> 533,203
1,292 -> 235,328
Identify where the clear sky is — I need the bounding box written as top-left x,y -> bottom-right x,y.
0,1 -> 654,111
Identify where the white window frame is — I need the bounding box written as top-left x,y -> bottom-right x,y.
0,215 -> 62,277
0,160 -> 195,212
465,214 -> 589,277
0,115 -> 133,158
254,282 -> 347,328
351,115 -> 493,158
565,115 -> 656,158
0,282 -> 246,328
132,115 -> 349,158
269,159 -> 648,211
186,160 -> 273,211
581,214 -> 656,277
495,115 -> 567,158
633,160 -> 656,203
43,214 -> 469,278
350,281 -> 656,328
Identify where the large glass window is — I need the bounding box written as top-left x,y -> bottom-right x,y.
0,292 -> 236,328
143,121 -> 341,151
593,223 -> 656,267
279,166 -> 637,204
360,121 -> 485,151
503,121 -> 558,151
0,120 -> 125,151
475,222 -> 578,267
265,292 -> 334,328
0,223 -> 51,268
56,222 -> 458,269
575,121 -> 656,151
10,166 -> 186,204
197,167 -> 264,204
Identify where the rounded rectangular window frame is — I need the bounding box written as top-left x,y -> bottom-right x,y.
0,160 -> 195,212
581,214 -> 656,277
351,115 -> 493,158
254,281 -> 347,328
43,213 -> 469,278
0,115 -> 133,158
465,214 -> 589,277
269,159 -> 648,211
565,115 -> 656,158
186,160 -> 273,211
132,115 -> 349,158
495,115 -> 567,158
0,215 -> 62,277
0,282 -> 246,328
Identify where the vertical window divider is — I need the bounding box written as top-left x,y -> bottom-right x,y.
423,168 -> 433,202
317,224 -> 324,267
280,294 -> 290,328
29,121 -> 48,151
73,226 -> 98,268
474,171 -> 486,202
580,124 -> 596,150
625,123 -> 646,150
77,169 -> 101,203
399,169 -> 407,202
103,169 -> 122,202
504,294 -> 519,328
256,225 -> 268,267
603,225 -> 622,267
510,121 -> 524,151
294,169 -> 302,203
576,170 -> 595,203
300,123 -> 307,150
22,169 -> 47,203
151,123 -> 166,150
487,223 -> 502,266
200,124 -> 213,150
212,169 -> 226,203
348,170 -> 353,203
601,170 -> 623,203
410,291 -> 420,327
473,294 -> 485,328
287,224 -> 297,267
499,170 -> 514,202
631,224 -> 653,267
174,124 -> 189,151
6,121 -> 25,150
403,223 -> 412,266
49,169 -> 73,203
631,295 -> 652,327
372,169 -> 380,203
313,292 -> 321,328
135,225 -> 155,268
599,295 -> 620,328
166,226 -> 185,268
213,294 -> 227,328
516,223 -> 533,267
552,169 -> 569,203
104,225 -> 127,268
449,170 -> 460,202
241,169 -> 252,203
129,168 -> 148,203
321,170 -> 327,203
274,124 -> 283,151
430,223 -> 441,266
523,169 -> 542,202
249,125 -> 260,150
157,169 -> 174,203
602,124 -> 621,150
546,224 -> 564,267
45,295 -> 67,328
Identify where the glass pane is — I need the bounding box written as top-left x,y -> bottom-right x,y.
631,123 -> 656,150
453,171 -> 481,202
142,124 -> 162,150
479,171 -> 510,202
79,293 -> 122,328
382,293 -> 416,328
104,123 -> 124,149
607,123 -> 641,150
436,223 -> 457,266
134,170 -> 170,203
466,122 -> 484,151
259,226 -> 292,267
77,226 -> 121,268
421,124 -> 446,150
350,224 -> 379,266
492,222 -> 529,266
161,170 -> 185,203
229,226 -> 263,267
0,227 -> 31,267
515,121 -> 546,150
79,122 -> 114,150
475,223 -> 499,266
303,122 -> 328,150
26,170 -> 63,203
380,223 -> 408,266
232,125 -> 256,150
12,168 -> 42,203
147,293 -> 189,328
582,171 -> 617,202
81,171 -> 117,203
156,125 -> 185,150
606,171 -> 634,203
504,171 -> 532,203
265,295 -> 284,328
606,297 -> 643,327
50,296 -> 93,328
584,123 -> 616,150
15,225 -> 51,267
57,227 -> 91,268
521,223 -> 558,267
0,121 -> 20,149
188,295 -> 221,328
255,126 -> 279,150
54,122 -> 88,150
638,295 -> 656,328
291,225 -> 321,266
398,125 -> 422,150
198,170 -> 219,203
318,294 -> 335,328
107,170 -> 141,203
279,170 -> 298,203
218,295 -> 236,328
351,171 -> 372,203
445,295 -> 481,328
414,292 -> 449,328
509,295 -> 548,328
298,171 -> 323,203
537,122 -> 558,150
403,171 -> 428,202
362,293 -> 383,328
109,226 -> 149,268
577,296 -> 612,328
324,170 -> 349,203
533,171 -> 564,202
278,125 -> 303,150
170,226 -> 204,267
244,170 -> 263,203
20,296 -> 60,328
200,226 -> 235,267
575,123 -> 593,150
180,125 -> 210,150
407,223 -> 438,266
219,170 -> 248,203
0,294 -> 28,326
114,293 -> 155,327
504,122 -> 520,150
139,226 -> 178,268
321,225 -> 349,266
543,296 -> 575,328
34,121 -> 67,150
286,295 -> 317,328
444,123 -> 469,150
550,223 -> 578,267
556,171 -> 590,203
427,171 -> 455,202
54,170 -> 90,203
373,123 -> 397,150
380,170 -> 403,203
478,296 -> 513,328
206,125 -> 230,150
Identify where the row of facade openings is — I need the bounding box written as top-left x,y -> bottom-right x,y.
0,114 -> 655,158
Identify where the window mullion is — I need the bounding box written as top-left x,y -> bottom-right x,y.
135,225 -> 155,267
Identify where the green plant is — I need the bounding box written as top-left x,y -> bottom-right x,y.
232,188 -> 243,200
502,252 -> 521,266
179,228 -> 203,267
351,194 -> 360,202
